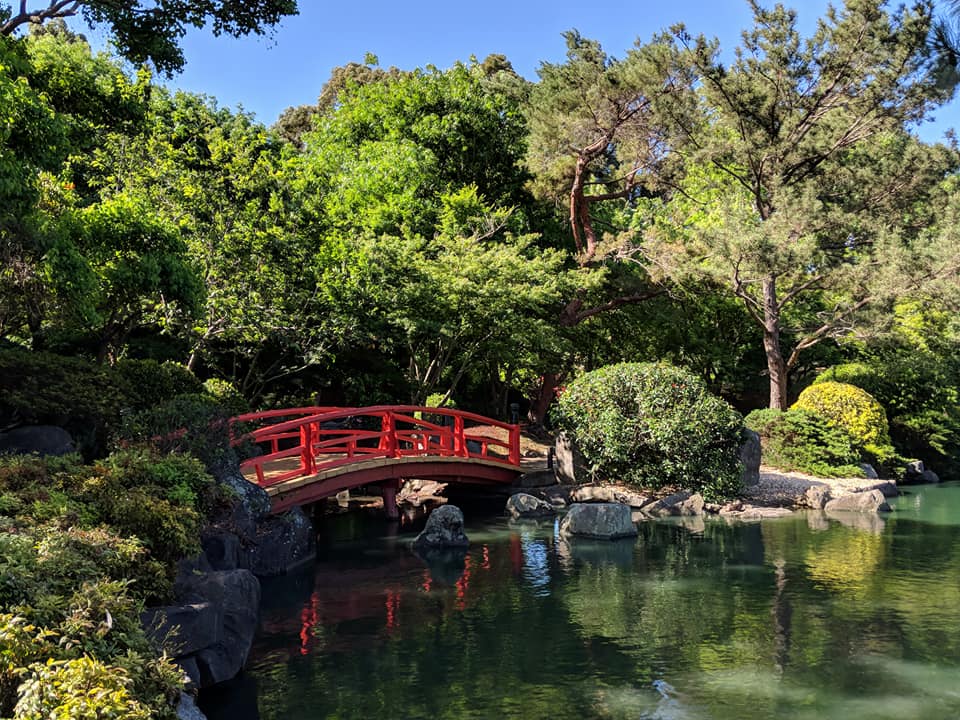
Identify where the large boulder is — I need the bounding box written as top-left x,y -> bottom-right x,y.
823,489 -> 891,513
247,506 -> 316,577
216,469 -> 272,524
177,693 -> 207,720
414,505 -> 469,550
142,602 -> 221,657
0,425 -> 75,456
643,491 -> 704,517
506,493 -> 555,519
739,429 -> 762,487
554,432 -> 590,485
559,503 -> 638,540
570,484 -> 651,508
801,484 -> 832,510
174,569 -> 261,687
903,460 -> 941,485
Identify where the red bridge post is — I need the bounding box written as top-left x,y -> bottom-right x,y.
382,478 -> 400,519
509,423 -> 521,465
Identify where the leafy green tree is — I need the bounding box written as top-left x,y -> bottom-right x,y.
0,0 -> 298,75
647,0 -> 960,409
46,193 -> 202,361
0,36 -> 67,341
353,188 -> 573,405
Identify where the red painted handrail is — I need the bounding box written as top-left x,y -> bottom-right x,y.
231,405 -> 522,489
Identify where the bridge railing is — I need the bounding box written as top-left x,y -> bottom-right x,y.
231,405 -> 521,488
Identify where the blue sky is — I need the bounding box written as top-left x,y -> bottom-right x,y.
88,0 -> 960,143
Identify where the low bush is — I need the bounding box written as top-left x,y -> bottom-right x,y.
114,359 -> 203,412
552,362 -> 744,501
813,359 -> 960,481
203,377 -> 250,416
14,657 -> 155,720
117,394 -> 236,473
745,408 -> 864,478
0,348 -> 124,458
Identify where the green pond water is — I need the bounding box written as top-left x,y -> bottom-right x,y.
201,484 -> 960,720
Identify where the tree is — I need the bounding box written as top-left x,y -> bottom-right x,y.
0,0 -> 298,75
358,187 -> 573,405
521,32 -> 698,422
647,0 -> 960,409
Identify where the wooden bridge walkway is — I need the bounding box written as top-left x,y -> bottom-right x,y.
231,406 -> 525,515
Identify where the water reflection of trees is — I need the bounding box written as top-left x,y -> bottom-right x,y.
228,509 -> 960,720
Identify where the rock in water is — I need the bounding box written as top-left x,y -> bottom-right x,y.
559,503 -> 638,540
414,505 -> 469,549
506,493 -> 556,519
824,489 -> 891,513
177,693 -> 207,720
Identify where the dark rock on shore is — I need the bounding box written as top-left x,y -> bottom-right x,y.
0,425 -> 76,456
739,429 -> 761,487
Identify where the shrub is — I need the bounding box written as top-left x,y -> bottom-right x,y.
792,381 -> 893,457
745,408 -> 864,478
813,359 -> 960,481
114,360 -> 203,412
202,378 -> 249,416
116,394 -> 236,473
552,362 -> 744,501
100,449 -> 212,511
14,657 -> 153,720
0,348 -> 124,458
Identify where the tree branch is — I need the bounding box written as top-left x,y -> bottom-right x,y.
2,0 -> 81,35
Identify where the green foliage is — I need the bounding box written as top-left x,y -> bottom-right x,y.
745,408 -> 864,478
2,1 -> 298,78
645,1 -> 959,408
14,656 -> 152,720
813,312 -> 960,480
117,394 -> 235,473
792,382 -> 894,460
552,362 -> 744,501
0,347 -> 124,457
114,359 -> 202,411
0,450 -> 217,600
202,377 -> 249,416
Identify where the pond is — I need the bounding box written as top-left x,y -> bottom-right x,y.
201,484 -> 960,719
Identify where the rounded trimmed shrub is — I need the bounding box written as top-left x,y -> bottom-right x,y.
791,381 -> 892,455
114,359 -> 203,412
552,362 -> 744,500
202,377 -> 249,416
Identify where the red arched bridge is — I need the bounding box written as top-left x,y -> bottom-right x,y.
230,406 -> 525,516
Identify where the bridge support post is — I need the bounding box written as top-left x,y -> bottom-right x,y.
382,479 -> 400,519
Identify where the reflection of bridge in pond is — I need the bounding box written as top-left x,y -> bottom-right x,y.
231,406 -> 525,515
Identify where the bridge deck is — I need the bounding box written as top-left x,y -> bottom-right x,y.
242,453 -> 547,497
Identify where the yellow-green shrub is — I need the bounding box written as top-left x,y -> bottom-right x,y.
792,382 -> 892,456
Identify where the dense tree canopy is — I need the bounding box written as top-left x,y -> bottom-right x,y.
0,0 -> 957,469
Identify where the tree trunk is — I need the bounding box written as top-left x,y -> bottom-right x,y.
528,372 -> 562,426
762,276 -> 789,410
